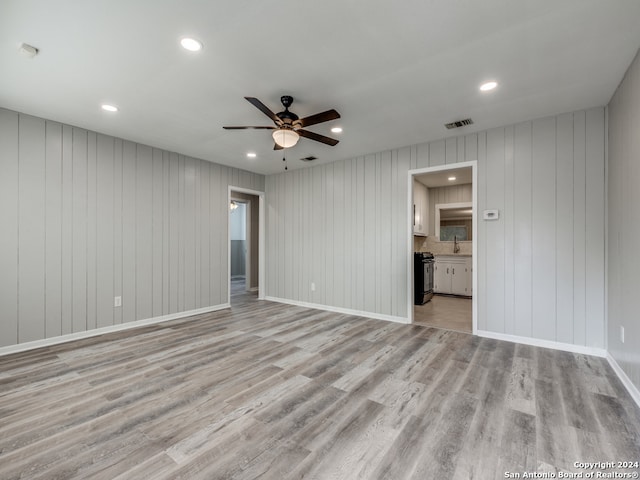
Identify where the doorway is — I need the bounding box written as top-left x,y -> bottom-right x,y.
407,162 -> 477,334
228,187 -> 265,304
229,199 -> 248,296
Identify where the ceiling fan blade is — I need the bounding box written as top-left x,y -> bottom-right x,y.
245,97 -> 280,124
297,129 -> 339,146
273,143 -> 284,151
223,126 -> 275,130
299,109 -> 340,128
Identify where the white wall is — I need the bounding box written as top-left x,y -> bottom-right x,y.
266,107 -> 606,349
608,49 -> 640,392
230,203 -> 247,241
0,108 -> 264,347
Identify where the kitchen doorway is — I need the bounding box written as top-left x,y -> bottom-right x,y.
228,187 -> 265,304
407,162 -> 477,334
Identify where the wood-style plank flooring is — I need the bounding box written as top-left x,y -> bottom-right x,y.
414,294 -> 472,334
1,292 -> 639,479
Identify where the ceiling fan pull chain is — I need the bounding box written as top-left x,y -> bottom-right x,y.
283,155 -> 288,171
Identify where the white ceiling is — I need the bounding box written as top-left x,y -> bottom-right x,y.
1,1 -> 639,176
416,166 -> 472,188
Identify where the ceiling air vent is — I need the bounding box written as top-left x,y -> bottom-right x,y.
444,118 -> 473,130
300,155 -> 318,162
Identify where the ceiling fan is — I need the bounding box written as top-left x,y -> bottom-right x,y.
223,96 -> 340,150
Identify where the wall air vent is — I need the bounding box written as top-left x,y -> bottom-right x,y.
445,118 -> 474,130
300,155 -> 318,162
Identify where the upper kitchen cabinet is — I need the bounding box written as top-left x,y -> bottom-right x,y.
413,179 -> 429,236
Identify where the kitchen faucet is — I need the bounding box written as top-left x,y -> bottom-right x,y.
453,235 -> 460,253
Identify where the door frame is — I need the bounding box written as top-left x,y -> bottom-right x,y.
407,161 -> 478,334
228,186 -> 265,303
229,196 -> 249,291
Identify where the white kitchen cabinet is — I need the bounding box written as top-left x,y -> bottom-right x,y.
434,256 -> 472,296
413,180 -> 429,236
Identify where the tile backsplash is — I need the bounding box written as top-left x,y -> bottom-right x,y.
414,236 -> 472,256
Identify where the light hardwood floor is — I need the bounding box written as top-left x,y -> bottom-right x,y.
413,294 -> 472,334
0,292 -> 638,479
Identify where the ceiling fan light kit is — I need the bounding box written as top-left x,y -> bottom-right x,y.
272,129 -> 300,148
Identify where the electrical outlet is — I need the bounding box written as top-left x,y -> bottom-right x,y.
114,296 -> 122,307
620,326 -> 625,343
311,282 -> 316,292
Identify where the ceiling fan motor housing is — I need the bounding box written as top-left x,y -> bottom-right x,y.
277,96 -> 300,128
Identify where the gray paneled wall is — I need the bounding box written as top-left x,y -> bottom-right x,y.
266,107 -> 606,348
0,108 -> 264,347
608,49 -> 640,392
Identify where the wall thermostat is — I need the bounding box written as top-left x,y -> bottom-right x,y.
483,209 -> 499,220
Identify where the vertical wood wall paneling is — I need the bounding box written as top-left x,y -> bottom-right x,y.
445,137 -> 457,164
503,126 -> 515,334
122,141 -> 137,323
113,139 -> 123,324
362,155 -> 376,312
476,131 -> 487,331
531,117 -> 557,341
513,122 -> 533,337
333,161 -> 346,308
183,157 -> 196,311
465,134 -> 478,162
355,157 -> 365,310
379,151 -> 393,315
1,108 -> 266,348
394,148 -> 410,317
86,132 -> 98,331
457,137 -> 466,164
18,115 -> 46,343
276,172 -> 286,300
555,113 -> 575,343
71,128 -> 88,334
585,108 -> 606,348
45,121 -> 63,338
0,110 -> 19,346
198,160 -> 210,309
152,148 -> 164,316
264,108 -> 606,346
209,163 -> 221,306
96,134 -> 114,328
429,139 -> 445,167
343,161 -> 353,308
293,169 -> 302,302
162,151 -> 170,314
607,49 -> 640,390
265,175 -> 275,299
135,145 -> 153,320
572,112 -> 587,345
285,169 -> 295,302
485,127 -> 506,333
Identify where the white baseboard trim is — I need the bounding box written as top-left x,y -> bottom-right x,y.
0,303 -> 231,358
248,287 -> 259,292
606,353 -> 640,409
265,296 -> 409,324
476,330 -> 608,358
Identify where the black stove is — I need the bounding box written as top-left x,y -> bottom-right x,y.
414,252 -> 435,305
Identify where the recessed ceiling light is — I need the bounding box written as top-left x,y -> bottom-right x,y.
180,37 -> 203,52
448,176 -> 456,181
101,104 -> 118,112
480,81 -> 498,92
247,152 -> 257,158
331,127 -> 343,134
